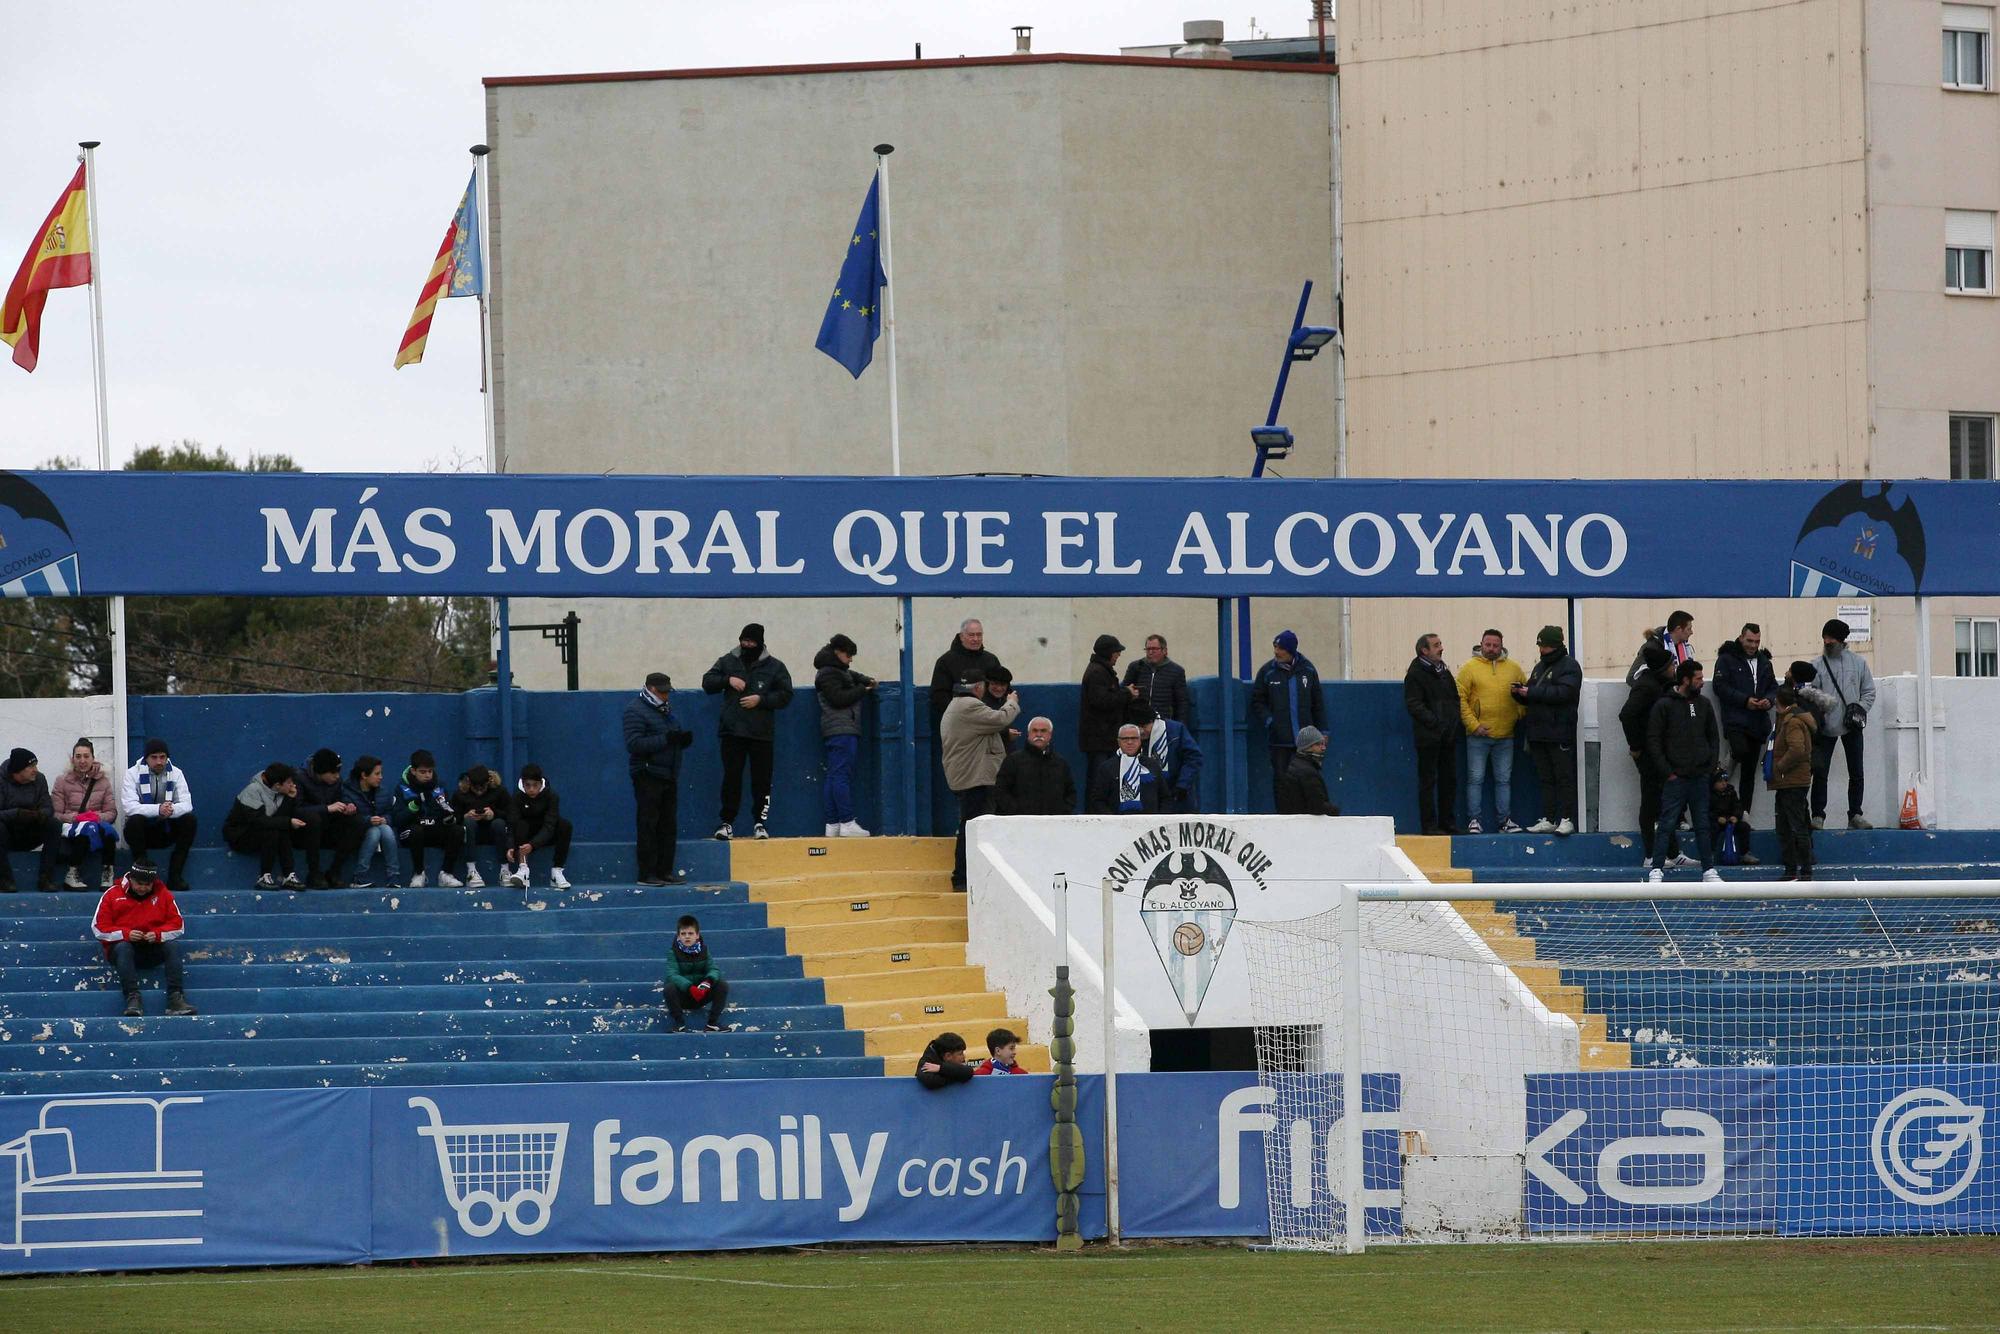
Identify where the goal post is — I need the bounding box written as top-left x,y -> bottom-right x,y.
1241,880 -> 2000,1252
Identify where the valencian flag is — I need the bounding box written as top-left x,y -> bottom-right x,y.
814,174 -> 886,378
2,163 -> 92,373
395,171 -> 483,368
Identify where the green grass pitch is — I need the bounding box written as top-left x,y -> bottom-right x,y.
5,1238 -> 1998,1332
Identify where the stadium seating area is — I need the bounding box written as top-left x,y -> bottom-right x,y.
1440,829 -> 2000,1070
0,841 -> 888,1096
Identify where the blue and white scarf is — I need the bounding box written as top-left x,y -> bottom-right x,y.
135,767 -> 181,808
1117,754 -> 1152,812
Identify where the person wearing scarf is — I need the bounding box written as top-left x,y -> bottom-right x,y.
1143,714 -> 1203,813
1089,724 -> 1164,814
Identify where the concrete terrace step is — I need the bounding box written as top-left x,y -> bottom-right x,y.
0,1055 -> 885,1095
865,1019 -> 1030,1059
0,1006 -> 848,1045
0,929 -> 791,966
0,882 -> 750,914
802,942 -> 969,977
819,966 -> 993,1005
0,904 -> 770,941
0,1028 -> 865,1072
879,1044 -> 1054,1074
0,979 -> 827,1019
730,837 -> 956,878
62,841 -> 732,889
0,956 -> 804,990
750,870 -> 954,901
839,991 -> 1017,1032
765,891 -> 968,928
781,916 -> 968,953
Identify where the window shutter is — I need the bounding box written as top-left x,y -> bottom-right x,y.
1945,4 -> 1994,33
1947,209 -> 1997,248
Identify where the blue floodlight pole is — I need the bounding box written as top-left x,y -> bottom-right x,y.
1236,280 -> 1316,681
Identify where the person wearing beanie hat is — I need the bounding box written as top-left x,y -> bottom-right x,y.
1811,618 -> 1877,829
0,747 -> 61,893
1252,629 -> 1328,809
120,740 -> 198,893
1513,624 -> 1582,834
703,624 -> 794,840
1078,633 -> 1132,780
1276,725 -> 1340,817
814,634 -> 876,837
92,858 -> 196,1016
947,667 -> 1024,884
294,746 -> 363,888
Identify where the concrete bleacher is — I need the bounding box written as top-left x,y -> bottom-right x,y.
0,841 -> 886,1096
1438,829 -> 2000,1070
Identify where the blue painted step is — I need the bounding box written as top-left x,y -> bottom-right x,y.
35,841 -> 733,889
0,1006 -> 848,1045
0,882 -> 751,914
0,928 -> 789,966
0,903 -> 759,939
0,956 -> 804,991
0,979 -> 827,1019
0,1055 -> 884,1095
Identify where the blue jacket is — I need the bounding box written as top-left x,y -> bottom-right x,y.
623,690 -> 694,782
340,776 -> 398,824
1249,653 -> 1326,748
391,766 -> 457,832
1147,718 -> 1203,798
1712,638 -> 1779,742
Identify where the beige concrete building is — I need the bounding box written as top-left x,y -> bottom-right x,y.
485,53 -> 1343,691
1340,0 -> 2000,679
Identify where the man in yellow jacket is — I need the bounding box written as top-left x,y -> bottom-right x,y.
1457,629 -> 1526,833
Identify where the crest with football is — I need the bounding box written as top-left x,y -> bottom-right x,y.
1138,850 -> 1239,1023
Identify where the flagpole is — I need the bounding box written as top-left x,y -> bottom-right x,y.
472,143 -> 513,785
79,140 -> 130,775
876,144 -> 918,836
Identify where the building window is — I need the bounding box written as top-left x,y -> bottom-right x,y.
1945,6 -> 1994,88
1956,617 -> 1999,677
1947,210 -> 1996,293
1952,414 -> 1996,478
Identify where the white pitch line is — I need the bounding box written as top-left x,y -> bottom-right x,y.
560,1264 -> 897,1292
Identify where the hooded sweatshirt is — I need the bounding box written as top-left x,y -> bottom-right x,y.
223,775 -> 294,842
702,640 -> 794,741
1457,651 -> 1526,739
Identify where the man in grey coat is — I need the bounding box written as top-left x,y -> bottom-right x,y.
1811,618 -> 1877,829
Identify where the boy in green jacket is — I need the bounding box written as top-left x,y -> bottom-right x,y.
665,914 -> 729,1032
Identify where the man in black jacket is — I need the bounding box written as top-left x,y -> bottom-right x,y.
623,672 -> 694,885
1276,727 -> 1340,816
1712,623 -> 1777,849
927,619 -> 1000,835
1619,640 -> 1683,867
702,623 -> 794,841
1646,660 -> 1724,883
1513,626 -> 1581,835
1123,634 -> 1191,725
506,763 -> 573,890
295,748 -> 363,888
0,749 -> 60,893
1403,633 -> 1459,835
1078,634 -> 1133,781
994,717 -> 1077,815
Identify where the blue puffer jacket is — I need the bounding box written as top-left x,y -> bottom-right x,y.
1249,653 -> 1326,748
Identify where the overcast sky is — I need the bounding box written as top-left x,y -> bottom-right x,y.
0,0 -> 1246,476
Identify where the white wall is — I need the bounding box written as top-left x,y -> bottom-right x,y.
0,696 -> 115,777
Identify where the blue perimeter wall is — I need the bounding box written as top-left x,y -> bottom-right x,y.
124,677 -> 1546,842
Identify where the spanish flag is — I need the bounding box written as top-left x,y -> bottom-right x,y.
2,164 -> 92,373
395,170 -> 483,369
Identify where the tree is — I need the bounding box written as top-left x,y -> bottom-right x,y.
0,443 -> 492,697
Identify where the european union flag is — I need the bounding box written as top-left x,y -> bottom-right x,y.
814,175 -> 886,378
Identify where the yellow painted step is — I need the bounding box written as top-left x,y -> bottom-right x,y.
820,965 -> 993,1004
767,892 -> 966,929
781,917 -> 968,954
802,943 -> 968,977
841,992 -> 1015,1031
866,1019 -> 1030,1058
880,1043 -> 1053,1074
750,871 -> 951,901
1581,1041 -> 1633,1070
732,837 -> 955,878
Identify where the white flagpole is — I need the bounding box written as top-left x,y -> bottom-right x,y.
875,144 -> 900,476
877,143 -> 918,835
471,144 -> 498,475
79,140 -> 129,774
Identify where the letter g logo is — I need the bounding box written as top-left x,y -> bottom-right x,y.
1870,1087 -> 1985,1206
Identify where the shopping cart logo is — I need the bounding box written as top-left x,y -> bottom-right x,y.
0,1096 -> 204,1256
410,1096 -> 570,1238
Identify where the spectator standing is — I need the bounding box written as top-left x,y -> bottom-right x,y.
1078,634 -> 1131,780
1275,726 -> 1341,817
703,623 -> 794,841
296,748 -> 363,888
1123,634 -> 1191,725
1251,630 -> 1328,805
915,1032 -> 977,1089
341,756 -> 400,888
452,765 -> 513,888
1645,660 -> 1724,883
942,667 -> 1022,890
927,619 -> 1001,834
1457,630 -> 1526,834
222,762 -> 307,890
1618,640 -> 1686,869
1627,610 -> 1696,682
1811,619 -> 1877,830
1770,685 -> 1817,880
53,738 -> 120,891
1090,723 -> 1167,815
394,750 -> 464,888
993,717 -> 1077,815
1514,626 -> 1581,836
1,748 -> 61,893
814,633 -> 876,838
663,913 -> 729,1032
623,672 -> 694,886
1141,715 -> 1203,814
120,739 -> 196,893
1403,633 -> 1460,835
91,860 -> 195,1016
1713,623 -> 1777,854
506,764 -> 573,890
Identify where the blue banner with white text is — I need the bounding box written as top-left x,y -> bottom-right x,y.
2,471 -> 1991,599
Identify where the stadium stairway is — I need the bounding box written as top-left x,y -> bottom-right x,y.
1431,829 -> 2000,1069
730,837 -> 1047,1074
0,842 -> 885,1095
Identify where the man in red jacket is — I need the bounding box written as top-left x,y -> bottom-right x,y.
91,859 -> 196,1017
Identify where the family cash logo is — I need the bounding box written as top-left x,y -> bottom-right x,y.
0,472 -> 81,598
1104,820 -> 1274,1023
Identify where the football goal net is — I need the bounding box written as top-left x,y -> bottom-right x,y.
1239,881 -> 2000,1252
